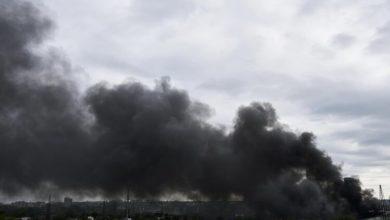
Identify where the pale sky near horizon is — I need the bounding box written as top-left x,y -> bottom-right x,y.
35,0 -> 390,198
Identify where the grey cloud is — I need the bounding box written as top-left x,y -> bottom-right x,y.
311,45 -> 334,59
310,90 -> 390,119
199,71 -> 390,149
368,21 -> 390,54
258,74 -> 390,120
287,78 -> 390,147
196,72 -> 297,98
331,33 -> 356,48
333,119 -> 390,146
129,0 -> 196,24
299,0 -> 325,15
197,78 -> 247,96
333,147 -> 390,168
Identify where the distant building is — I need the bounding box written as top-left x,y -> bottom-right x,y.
64,197 -> 73,205
3,200 -> 255,219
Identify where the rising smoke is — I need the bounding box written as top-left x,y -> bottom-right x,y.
0,0 -> 369,219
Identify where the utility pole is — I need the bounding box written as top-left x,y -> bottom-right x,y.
126,188 -> 130,219
102,200 -> 106,220
46,194 -> 51,220
380,185 -> 387,215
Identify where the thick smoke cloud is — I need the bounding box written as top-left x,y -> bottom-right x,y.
0,0 -> 90,194
86,80 -> 227,197
0,0 -> 364,218
84,82 -> 343,218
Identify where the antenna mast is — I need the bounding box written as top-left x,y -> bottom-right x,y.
380,185 -> 387,215
126,188 -> 130,219
46,194 -> 51,220
102,200 -> 106,220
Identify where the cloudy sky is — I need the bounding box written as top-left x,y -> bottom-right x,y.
35,0 -> 390,196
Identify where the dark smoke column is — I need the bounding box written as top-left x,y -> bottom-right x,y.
0,0 -> 90,196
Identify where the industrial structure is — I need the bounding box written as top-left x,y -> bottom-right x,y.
379,185 -> 390,217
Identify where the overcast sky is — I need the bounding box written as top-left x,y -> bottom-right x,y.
35,0 -> 390,196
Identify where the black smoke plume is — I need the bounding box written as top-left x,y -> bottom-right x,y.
0,0 -> 90,195
0,0 -> 374,219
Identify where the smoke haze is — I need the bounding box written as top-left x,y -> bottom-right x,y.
0,1 -> 368,219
